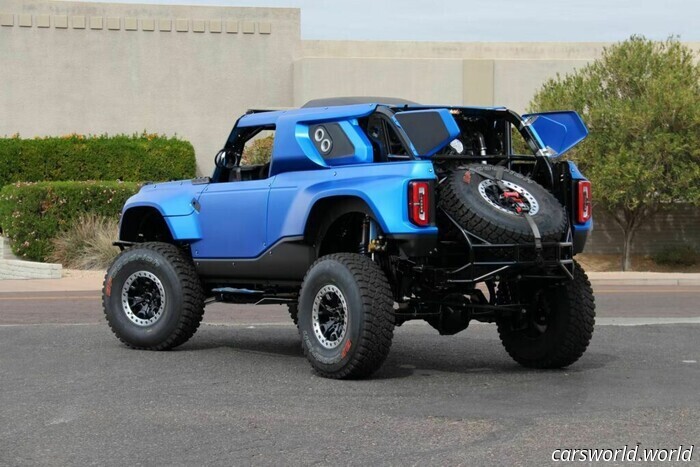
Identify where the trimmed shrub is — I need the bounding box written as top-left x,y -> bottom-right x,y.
0,133 -> 196,188
651,245 -> 700,267
0,181 -> 140,262
241,135 -> 274,165
49,213 -> 120,270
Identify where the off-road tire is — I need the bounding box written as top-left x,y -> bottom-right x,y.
102,242 -> 205,350
496,261 -> 595,368
438,164 -> 568,244
298,253 -> 395,379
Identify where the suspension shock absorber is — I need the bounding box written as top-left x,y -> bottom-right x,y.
358,216 -> 370,254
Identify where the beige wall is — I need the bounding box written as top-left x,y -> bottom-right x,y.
295,41 -> 606,112
298,40 -> 700,113
2,2 -> 699,177
0,0 -> 300,175
294,58 -> 465,107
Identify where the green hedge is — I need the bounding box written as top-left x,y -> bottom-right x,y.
651,245 -> 699,267
0,133 -> 195,188
0,181 -> 140,262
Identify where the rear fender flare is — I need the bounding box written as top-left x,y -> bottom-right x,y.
303,196 -> 378,247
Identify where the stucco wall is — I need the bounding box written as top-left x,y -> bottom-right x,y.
297,40 -> 699,113
2,2 -> 699,178
293,57 -> 466,107
295,41 -> 605,112
0,0 -> 300,175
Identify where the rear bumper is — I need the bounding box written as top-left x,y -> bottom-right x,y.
572,225 -> 590,254
416,239 -> 576,286
388,233 -> 438,257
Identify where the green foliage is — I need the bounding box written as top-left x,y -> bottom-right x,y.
651,245 -> 699,267
241,135 -> 274,165
529,36 -> 700,269
0,132 -> 196,189
0,181 -> 140,262
511,126 -> 531,154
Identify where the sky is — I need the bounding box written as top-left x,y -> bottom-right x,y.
75,0 -> 699,42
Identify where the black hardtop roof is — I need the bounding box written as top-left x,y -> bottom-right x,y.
302,97 -> 419,108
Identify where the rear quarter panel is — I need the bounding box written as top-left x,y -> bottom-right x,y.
267,160 -> 438,243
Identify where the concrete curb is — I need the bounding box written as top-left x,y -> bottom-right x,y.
0,238 -> 62,280
587,272 -> 700,286
0,236 -> 18,260
0,259 -> 62,280
0,274 -> 100,292
0,270 -> 698,293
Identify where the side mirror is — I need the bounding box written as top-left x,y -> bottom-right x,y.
522,111 -> 588,157
214,148 -> 237,169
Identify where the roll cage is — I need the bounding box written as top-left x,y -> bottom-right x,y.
214,104 -> 554,182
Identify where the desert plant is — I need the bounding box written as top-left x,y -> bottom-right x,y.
49,214 -> 120,269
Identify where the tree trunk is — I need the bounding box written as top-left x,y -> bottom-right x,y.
621,228 -> 636,271
611,207 -> 645,272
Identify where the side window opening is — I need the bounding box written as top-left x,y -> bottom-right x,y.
385,124 -> 408,158
241,128 -> 275,166
222,126 -> 275,183
361,114 -> 408,162
510,124 -> 532,155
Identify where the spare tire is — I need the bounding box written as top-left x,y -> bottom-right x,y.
438,164 -> 568,244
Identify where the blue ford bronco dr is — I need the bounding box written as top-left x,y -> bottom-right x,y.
103,97 -> 595,379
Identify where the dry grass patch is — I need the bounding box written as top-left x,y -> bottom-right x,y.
50,214 -> 119,270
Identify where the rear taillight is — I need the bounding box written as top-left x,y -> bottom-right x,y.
577,180 -> 592,223
408,181 -> 431,226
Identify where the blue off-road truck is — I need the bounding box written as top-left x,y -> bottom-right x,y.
103,97 -> 595,379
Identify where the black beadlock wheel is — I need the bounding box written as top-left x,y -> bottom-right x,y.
438,164 -> 568,244
297,253 -> 395,379
496,261 -> 596,368
102,242 -> 205,350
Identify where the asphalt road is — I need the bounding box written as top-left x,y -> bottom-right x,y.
1,284 -> 699,326
0,285 -> 699,465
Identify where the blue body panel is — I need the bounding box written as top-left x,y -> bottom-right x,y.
120,102 -> 593,259
126,180 -> 202,216
266,161 -> 437,250
193,179 -> 270,258
239,104 -> 377,177
523,111 -> 589,157
121,180 -> 206,241
189,160 -> 437,259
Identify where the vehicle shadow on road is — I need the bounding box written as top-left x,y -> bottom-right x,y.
175,325 -> 615,380
179,325 -> 303,357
